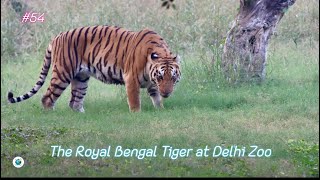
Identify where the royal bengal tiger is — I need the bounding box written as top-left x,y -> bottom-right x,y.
7,25 -> 181,112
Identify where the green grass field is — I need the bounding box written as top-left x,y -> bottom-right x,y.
1,0 -> 319,177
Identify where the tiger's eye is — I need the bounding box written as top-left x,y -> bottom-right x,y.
151,53 -> 159,60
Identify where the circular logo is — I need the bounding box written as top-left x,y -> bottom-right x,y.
13,157 -> 24,168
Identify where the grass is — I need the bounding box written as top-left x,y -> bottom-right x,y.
1,0 -> 319,177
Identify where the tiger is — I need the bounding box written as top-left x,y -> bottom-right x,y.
7,25 -> 181,112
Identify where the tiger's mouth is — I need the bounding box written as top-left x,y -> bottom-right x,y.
160,92 -> 171,98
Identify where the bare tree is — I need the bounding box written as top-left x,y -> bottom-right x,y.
222,0 -> 296,83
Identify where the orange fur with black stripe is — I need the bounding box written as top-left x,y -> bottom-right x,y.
7,25 -> 181,112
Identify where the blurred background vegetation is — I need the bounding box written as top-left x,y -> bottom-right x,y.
2,0 -> 318,61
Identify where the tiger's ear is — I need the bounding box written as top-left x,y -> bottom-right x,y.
174,55 -> 181,64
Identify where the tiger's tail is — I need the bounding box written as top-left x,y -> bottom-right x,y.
7,43 -> 52,104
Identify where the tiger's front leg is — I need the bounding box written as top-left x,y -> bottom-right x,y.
124,77 -> 141,112
147,85 -> 163,108
69,73 -> 90,113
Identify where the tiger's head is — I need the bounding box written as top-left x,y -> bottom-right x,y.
148,52 -> 181,98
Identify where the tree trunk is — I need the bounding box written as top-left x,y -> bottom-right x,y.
222,0 -> 295,83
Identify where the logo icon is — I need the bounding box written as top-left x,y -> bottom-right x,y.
13,157 -> 24,168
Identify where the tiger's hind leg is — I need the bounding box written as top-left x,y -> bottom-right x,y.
42,76 -> 70,110
69,73 -> 90,113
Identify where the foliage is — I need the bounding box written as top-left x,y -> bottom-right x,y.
287,140 -> 319,177
161,0 -> 176,9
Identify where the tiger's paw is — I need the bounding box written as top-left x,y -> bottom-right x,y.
69,102 -> 85,113
153,104 -> 164,109
129,107 -> 141,113
43,106 -> 55,111
73,107 -> 85,113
